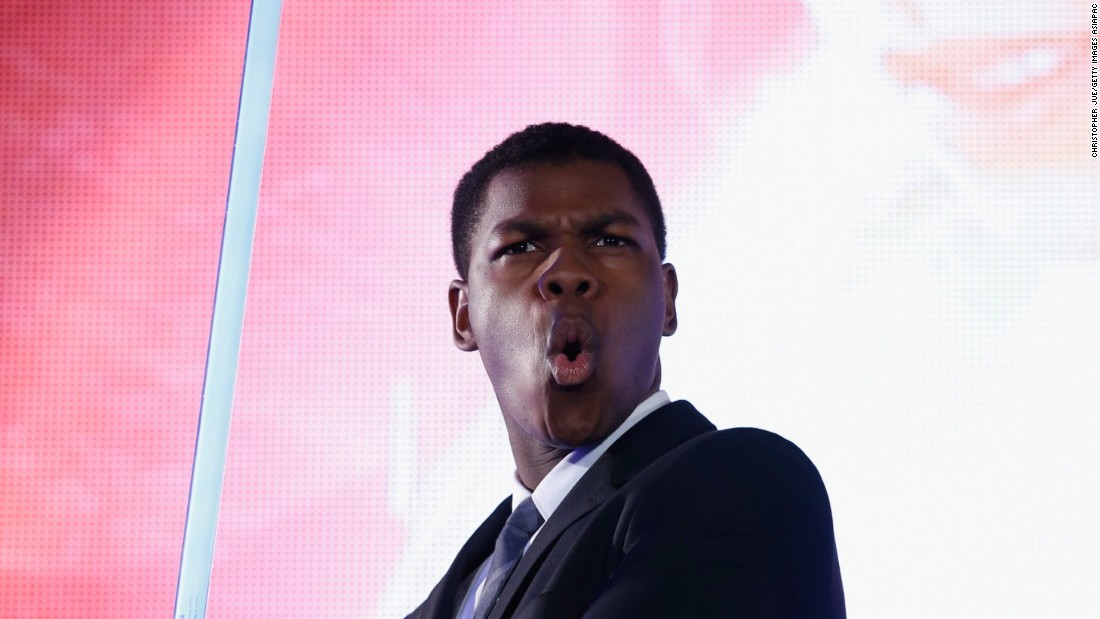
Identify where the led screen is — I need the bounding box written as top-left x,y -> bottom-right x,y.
2,0 -> 1097,617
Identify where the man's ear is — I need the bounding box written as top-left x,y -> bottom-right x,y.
661,263 -> 678,336
448,280 -> 478,351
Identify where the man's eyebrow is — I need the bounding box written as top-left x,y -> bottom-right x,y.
578,212 -> 642,234
491,212 -> 643,238
492,212 -> 642,236
490,219 -> 549,239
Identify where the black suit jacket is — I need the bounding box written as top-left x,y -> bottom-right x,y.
407,401 -> 845,618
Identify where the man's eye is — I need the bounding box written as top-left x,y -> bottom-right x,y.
501,241 -> 537,255
593,235 -> 628,247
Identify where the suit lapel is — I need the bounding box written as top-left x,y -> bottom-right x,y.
488,400 -> 715,618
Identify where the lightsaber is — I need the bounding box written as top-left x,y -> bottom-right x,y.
173,2 -> 283,617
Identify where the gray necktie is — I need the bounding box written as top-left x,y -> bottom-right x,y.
473,497 -> 545,619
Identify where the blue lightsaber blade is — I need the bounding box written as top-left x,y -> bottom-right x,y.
174,2 -> 283,617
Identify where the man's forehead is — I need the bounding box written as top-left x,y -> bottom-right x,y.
489,210 -> 644,239
478,161 -> 642,226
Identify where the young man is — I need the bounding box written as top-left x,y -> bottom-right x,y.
409,123 -> 844,618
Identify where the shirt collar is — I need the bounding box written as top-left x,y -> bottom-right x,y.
510,390 -> 671,515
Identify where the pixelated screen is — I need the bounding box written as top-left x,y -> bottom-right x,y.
3,0 -> 1098,617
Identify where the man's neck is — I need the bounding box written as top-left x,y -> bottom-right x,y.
506,390 -> 670,490
508,436 -> 570,490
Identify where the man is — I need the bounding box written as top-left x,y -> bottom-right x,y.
408,123 -> 844,618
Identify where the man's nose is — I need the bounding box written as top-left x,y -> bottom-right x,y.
537,247 -> 599,300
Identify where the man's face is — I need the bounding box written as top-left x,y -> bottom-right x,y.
449,159 -> 678,455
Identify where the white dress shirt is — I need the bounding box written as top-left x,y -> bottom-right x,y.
456,390 -> 671,618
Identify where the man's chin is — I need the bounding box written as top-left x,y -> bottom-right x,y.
546,428 -> 606,450
543,403 -> 615,448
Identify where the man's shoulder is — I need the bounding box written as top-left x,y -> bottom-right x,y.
646,399 -> 809,457
690,425 -> 820,473
643,399 -> 818,468
696,424 -> 805,451
631,414 -> 831,510
581,409 -> 845,618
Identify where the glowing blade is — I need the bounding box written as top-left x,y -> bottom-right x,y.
173,2 -> 283,617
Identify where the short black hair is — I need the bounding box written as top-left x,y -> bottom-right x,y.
451,122 -> 666,279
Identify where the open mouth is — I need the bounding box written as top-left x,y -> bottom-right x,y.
547,318 -> 598,387
563,340 -> 583,362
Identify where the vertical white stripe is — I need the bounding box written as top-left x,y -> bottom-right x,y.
173,2 -> 283,618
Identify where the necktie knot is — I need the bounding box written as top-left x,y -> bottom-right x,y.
473,497 -> 544,619
505,497 -> 544,537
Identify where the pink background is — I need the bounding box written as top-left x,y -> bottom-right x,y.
3,1 -> 1097,617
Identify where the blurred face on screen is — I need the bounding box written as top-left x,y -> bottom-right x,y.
448,160 -> 677,480
883,0 -> 1080,169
